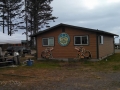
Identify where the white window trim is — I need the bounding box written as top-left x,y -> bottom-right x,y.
100,35 -> 103,44
42,37 -> 54,46
74,35 -> 88,45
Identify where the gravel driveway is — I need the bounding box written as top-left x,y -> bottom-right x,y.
0,70 -> 120,90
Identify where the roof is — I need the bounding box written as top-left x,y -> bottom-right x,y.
30,23 -> 119,37
0,40 -> 21,44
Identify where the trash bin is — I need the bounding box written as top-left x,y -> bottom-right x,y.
27,60 -> 34,66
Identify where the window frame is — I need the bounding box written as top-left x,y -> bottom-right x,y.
74,35 -> 88,45
42,37 -> 54,46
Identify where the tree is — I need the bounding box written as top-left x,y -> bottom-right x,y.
0,0 -> 57,47
23,0 -> 57,47
0,0 -> 24,36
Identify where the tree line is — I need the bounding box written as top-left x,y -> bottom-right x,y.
0,0 -> 57,41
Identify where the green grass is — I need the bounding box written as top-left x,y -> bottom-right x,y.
59,53 -> 120,71
32,61 -> 60,68
86,53 -> 120,71
1,53 -> 120,71
26,53 -> 120,71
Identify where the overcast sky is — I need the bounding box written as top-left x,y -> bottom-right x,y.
0,0 -> 120,43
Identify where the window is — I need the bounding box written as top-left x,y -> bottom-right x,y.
99,35 -> 103,44
42,37 -> 54,46
74,36 -> 88,45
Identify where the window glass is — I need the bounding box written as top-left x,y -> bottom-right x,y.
75,37 -> 81,44
100,36 -> 101,44
74,36 -> 88,45
43,38 -> 48,46
82,36 -> 87,44
99,35 -> 103,44
49,38 -> 54,46
42,37 -> 54,46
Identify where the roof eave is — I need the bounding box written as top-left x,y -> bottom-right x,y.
29,23 -> 119,37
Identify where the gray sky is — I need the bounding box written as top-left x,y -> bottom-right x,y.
0,0 -> 120,43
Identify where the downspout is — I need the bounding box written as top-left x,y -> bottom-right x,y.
96,30 -> 99,59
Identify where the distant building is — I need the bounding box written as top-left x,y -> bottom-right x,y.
0,43 -> 22,50
21,40 -> 27,46
0,40 -> 24,50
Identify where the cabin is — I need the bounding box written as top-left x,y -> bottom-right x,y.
31,23 -> 118,61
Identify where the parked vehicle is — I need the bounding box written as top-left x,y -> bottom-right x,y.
23,48 -> 31,54
6,46 -> 31,55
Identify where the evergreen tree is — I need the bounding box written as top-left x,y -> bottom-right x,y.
0,0 -> 24,36
24,0 -> 57,35
0,0 -> 57,47
23,0 -> 57,47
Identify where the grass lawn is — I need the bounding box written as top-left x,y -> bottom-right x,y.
31,53 -> 120,71
0,53 -> 120,73
0,53 -> 120,89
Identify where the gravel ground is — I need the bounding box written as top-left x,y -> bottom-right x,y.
0,71 -> 120,90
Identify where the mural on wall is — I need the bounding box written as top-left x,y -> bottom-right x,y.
41,47 -> 54,59
58,33 -> 70,46
75,46 -> 92,59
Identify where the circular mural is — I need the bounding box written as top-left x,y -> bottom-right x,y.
58,33 -> 70,46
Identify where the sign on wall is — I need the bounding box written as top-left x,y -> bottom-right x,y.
58,33 -> 70,46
